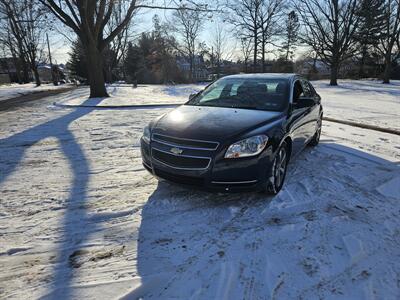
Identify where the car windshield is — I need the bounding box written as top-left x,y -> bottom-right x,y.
186,77 -> 290,111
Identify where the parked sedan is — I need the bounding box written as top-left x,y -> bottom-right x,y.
140,74 -> 323,194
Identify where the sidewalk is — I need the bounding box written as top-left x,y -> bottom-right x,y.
0,86 -> 76,111
0,83 -> 75,102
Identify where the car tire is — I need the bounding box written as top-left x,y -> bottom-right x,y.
265,141 -> 289,195
308,117 -> 322,147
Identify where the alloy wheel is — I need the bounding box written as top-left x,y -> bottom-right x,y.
309,117 -> 322,147
315,119 -> 322,142
274,146 -> 287,188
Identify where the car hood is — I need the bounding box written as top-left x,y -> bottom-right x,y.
152,105 -> 284,142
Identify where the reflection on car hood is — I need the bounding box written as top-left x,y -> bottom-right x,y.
153,105 -> 284,142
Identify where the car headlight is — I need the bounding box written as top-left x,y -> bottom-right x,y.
225,135 -> 268,158
142,126 -> 151,143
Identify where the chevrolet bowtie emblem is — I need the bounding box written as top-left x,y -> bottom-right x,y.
170,147 -> 183,155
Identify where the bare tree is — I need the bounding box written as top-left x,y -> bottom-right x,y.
211,22 -> 235,77
171,7 -> 204,82
0,5 -> 24,83
0,25 -> 28,83
226,0 -> 262,72
0,0 -> 46,86
295,0 -> 361,85
105,1 -> 137,82
240,37 -> 253,72
257,0 -> 286,72
376,0 -> 400,83
41,0 -> 212,97
40,0 -> 140,96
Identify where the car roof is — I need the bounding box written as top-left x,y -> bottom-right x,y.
221,73 -> 299,80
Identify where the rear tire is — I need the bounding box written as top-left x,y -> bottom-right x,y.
309,117 -> 322,147
264,142 -> 289,195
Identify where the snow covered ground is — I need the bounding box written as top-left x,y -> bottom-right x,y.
55,79 -> 400,132
0,80 -> 399,299
0,83 -> 73,102
313,79 -> 400,131
56,83 -> 206,107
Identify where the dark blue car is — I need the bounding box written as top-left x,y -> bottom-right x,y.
140,74 -> 323,194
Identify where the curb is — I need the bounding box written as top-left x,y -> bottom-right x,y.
323,117 -> 400,136
0,86 -> 76,111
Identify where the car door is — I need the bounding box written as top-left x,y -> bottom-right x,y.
300,79 -> 320,142
288,79 -> 310,154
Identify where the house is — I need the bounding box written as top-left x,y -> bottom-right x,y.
207,59 -> 242,79
176,55 -> 209,82
0,57 -> 19,84
37,64 -> 53,82
37,63 -> 67,83
296,59 -> 331,79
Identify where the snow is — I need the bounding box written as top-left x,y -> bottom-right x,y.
0,80 -> 399,299
377,177 -> 400,199
55,80 -> 400,133
313,79 -> 400,131
0,83 -> 72,102
57,83 -> 206,107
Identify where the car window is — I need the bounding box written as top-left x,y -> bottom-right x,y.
199,83 -> 225,102
301,80 -> 313,97
293,80 -> 304,102
308,81 -> 317,96
187,77 -> 290,111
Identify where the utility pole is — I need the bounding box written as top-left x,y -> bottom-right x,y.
46,33 -> 57,85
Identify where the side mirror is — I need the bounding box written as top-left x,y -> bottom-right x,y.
294,97 -> 315,109
315,93 -> 321,103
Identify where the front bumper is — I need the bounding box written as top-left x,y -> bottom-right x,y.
140,137 -> 274,192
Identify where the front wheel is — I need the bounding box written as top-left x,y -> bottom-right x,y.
265,142 -> 289,195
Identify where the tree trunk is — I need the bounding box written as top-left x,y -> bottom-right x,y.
262,37 -> 266,73
382,52 -> 391,84
21,57 -> 30,83
189,56 -> 193,83
85,43 -> 109,98
253,31 -> 257,72
193,54 -> 196,82
11,57 -> 22,83
104,65 -> 112,83
16,39 -> 30,83
32,65 -> 41,86
330,63 -> 339,86
358,45 -> 367,79
9,45 -> 22,83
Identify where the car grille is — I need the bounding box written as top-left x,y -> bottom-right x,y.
151,134 -> 218,170
152,133 -> 219,150
152,148 -> 210,169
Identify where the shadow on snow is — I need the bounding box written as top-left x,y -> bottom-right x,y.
0,97 -> 106,298
1,99 -> 399,300
127,143 -> 399,299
